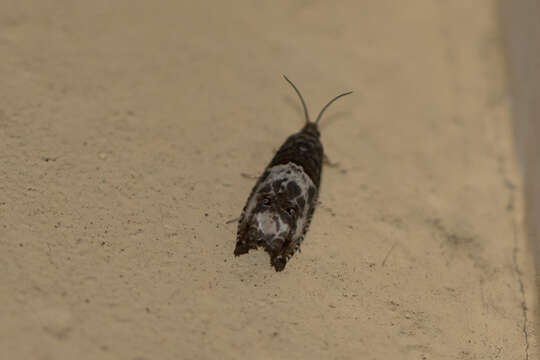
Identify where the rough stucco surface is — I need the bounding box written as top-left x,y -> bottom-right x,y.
0,1 -> 536,359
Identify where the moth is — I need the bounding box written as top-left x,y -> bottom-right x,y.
234,75 -> 352,271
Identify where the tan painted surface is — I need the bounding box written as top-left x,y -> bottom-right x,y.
0,1 -> 536,359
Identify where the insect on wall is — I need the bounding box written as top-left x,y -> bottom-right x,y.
234,75 -> 352,271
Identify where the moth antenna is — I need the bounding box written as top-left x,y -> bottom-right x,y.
315,91 -> 353,124
282,74 -> 310,124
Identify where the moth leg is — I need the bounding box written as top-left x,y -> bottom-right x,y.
240,172 -> 259,180
323,154 -> 340,168
225,217 -> 241,224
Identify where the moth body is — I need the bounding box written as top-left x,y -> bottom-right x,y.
234,76 -> 352,271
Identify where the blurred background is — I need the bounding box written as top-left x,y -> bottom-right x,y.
499,0 -> 540,296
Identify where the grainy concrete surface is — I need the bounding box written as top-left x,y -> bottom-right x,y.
0,1 -> 537,359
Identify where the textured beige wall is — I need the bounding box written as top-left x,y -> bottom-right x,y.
0,1 -> 537,359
